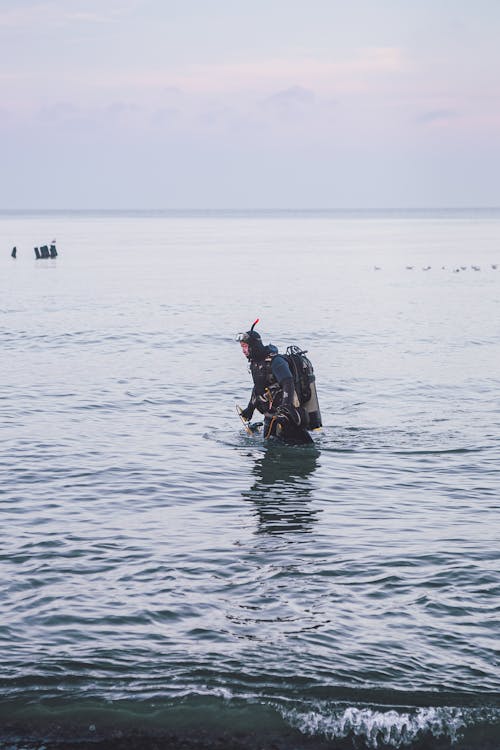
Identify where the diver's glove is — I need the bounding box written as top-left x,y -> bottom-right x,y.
276,405 -> 302,426
240,405 -> 254,421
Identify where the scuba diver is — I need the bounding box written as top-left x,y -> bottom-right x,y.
237,319 -> 321,445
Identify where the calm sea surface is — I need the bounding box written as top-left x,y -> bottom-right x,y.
1,210 -> 499,749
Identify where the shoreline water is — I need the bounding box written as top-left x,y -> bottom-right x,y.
1,693 -> 499,750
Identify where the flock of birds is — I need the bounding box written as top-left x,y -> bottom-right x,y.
374,264 -> 498,272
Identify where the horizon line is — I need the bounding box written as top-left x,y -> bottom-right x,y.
1,206 -> 500,213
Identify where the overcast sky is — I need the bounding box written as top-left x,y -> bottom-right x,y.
1,0 -> 499,208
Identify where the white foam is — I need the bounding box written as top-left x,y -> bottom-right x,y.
280,704 -> 468,748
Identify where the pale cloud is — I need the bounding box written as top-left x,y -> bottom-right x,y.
88,48 -> 407,96
0,0 -> 135,28
206,47 -> 404,93
161,87 -> 184,101
258,86 -> 317,127
27,100 -> 145,136
415,109 -> 459,125
264,86 -> 316,108
104,101 -> 140,117
151,107 -> 181,127
38,101 -> 80,122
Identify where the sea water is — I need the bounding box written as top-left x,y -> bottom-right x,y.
1,209 -> 499,749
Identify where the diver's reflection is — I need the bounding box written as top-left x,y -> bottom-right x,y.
242,444 -> 320,534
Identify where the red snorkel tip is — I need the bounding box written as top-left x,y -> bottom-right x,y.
250,318 -> 260,332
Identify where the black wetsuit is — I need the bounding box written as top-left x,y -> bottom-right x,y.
243,345 -> 311,444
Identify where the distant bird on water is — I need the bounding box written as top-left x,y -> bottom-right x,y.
11,246 -> 16,258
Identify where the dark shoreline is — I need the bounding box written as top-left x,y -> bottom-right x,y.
2,727 -> 499,750
0,728 -> 331,750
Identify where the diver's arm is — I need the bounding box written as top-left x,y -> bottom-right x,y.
271,356 -> 294,407
240,387 -> 256,421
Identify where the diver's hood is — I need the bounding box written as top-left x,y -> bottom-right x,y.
237,318 -> 268,361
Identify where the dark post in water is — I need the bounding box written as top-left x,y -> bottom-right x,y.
34,243 -> 59,259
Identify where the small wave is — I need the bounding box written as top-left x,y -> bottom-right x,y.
317,426 -> 488,456
0,696 -> 498,750
280,702 -> 500,748
391,446 -> 490,456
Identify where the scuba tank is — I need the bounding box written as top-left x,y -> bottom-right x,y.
285,345 -> 322,430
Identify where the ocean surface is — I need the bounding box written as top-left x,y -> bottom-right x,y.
1,209 -> 499,749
